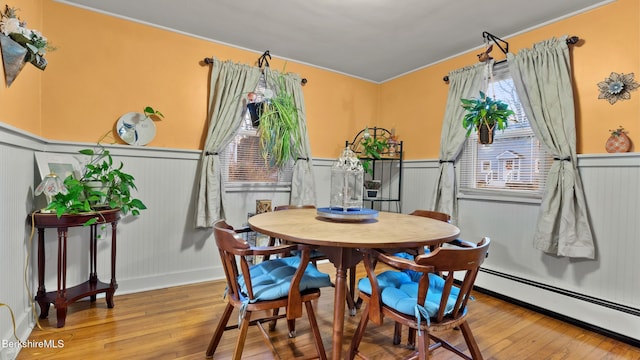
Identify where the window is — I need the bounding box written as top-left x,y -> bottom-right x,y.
220,75 -> 293,192
458,63 -> 552,200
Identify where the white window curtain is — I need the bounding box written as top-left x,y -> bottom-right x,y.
507,36 -> 595,259
195,58 -> 261,228
431,62 -> 486,223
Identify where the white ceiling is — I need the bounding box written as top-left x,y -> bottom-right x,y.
57,0 -> 611,83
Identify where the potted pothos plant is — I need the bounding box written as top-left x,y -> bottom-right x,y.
256,68 -> 302,168
461,91 -> 514,144
45,143 -> 147,225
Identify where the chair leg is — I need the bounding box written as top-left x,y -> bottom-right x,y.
348,266 -> 356,302
346,290 -> 357,316
346,266 -> 358,315
232,310 -> 252,360
393,322 -> 402,345
269,307 -> 281,331
305,300 -> 328,360
408,327 -> 416,348
347,302 -> 370,360
416,328 -> 431,360
459,321 -> 483,360
287,318 -> 296,338
206,302 -> 234,358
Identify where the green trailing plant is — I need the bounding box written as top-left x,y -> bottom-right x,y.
45,144 -> 147,225
461,91 -> 514,141
257,69 -> 302,168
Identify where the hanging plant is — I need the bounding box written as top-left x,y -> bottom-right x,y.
461,91 -> 514,144
257,68 -> 302,168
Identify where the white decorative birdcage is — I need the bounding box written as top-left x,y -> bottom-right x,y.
330,147 -> 364,211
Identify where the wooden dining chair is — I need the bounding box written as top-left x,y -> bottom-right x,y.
409,209 -> 451,223
355,209 -> 454,311
267,204 -> 358,314
410,209 -> 452,253
206,220 -> 331,360
381,209 -> 455,347
349,237 -> 490,360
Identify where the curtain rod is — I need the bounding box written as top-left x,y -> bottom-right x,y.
442,35 -> 580,83
202,57 -> 308,85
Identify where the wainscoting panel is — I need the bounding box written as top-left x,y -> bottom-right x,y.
0,124 -> 46,359
400,160 -> 441,214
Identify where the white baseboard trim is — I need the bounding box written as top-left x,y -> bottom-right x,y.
114,266 -> 225,296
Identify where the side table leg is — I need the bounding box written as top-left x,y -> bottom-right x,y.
55,228 -> 69,328
106,289 -> 115,309
36,228 -> 50,319
90,223 -> 98,302
106,220 -> 118,309
55,298 -> 67,328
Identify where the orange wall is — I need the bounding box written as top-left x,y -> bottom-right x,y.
1,0 -> 638,158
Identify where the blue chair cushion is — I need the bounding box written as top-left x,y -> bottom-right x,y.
357,252 -> 461,318
379,272 -> 460,317
357,270 -> 411,295
238,256 -> 332,301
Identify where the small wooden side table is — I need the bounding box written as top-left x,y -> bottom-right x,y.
33,209 -> 120,328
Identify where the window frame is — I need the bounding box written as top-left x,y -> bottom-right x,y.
457,63 -> 551,204
220,74 -> 294,193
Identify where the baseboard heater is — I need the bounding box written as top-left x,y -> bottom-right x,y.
476,267 -> 640,348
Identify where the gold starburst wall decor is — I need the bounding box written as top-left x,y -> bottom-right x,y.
597,72 -> 639,105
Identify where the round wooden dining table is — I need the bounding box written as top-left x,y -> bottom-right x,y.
248,208 -> 461,360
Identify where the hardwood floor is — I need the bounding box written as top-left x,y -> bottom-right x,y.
17,263 -> 640,359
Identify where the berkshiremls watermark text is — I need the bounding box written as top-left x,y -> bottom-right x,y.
2,339 -> 65,349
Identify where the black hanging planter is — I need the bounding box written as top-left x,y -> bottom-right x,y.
478,123 -> 496,144
247,102 -> 263,127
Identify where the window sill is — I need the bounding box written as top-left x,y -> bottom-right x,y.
224,183 -> 292,193
457,190 -> 543,204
